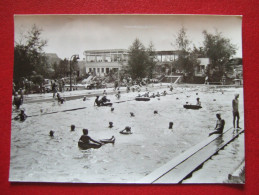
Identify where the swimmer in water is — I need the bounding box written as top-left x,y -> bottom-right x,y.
78,129 -> 115,149
100,96 -> 112,106
115,90 -> 121,99
49,130 -> 54,137
196,98 -> 201,106
150,93 -> 156,98
14,110 -> 27,121
120,126 -> 132,134
94,96 -> 101,106
57,93 -> 65,104
161,91 -> 167,96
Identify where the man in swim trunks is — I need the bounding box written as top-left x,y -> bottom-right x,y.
232,94 -> 240,129
209,114 -> 225,136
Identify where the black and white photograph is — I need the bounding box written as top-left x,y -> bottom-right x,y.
10,14 -> 244,184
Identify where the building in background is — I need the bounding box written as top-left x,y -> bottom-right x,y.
195,58 -> 210,77
83,49 -> 181,76
83,49 -> 128,76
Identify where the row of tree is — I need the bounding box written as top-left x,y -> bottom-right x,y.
126,27 -> 238,83
14,24 -> 238,90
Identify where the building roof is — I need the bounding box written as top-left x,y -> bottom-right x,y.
84,49 -> 180,55
84,49 -> 128,54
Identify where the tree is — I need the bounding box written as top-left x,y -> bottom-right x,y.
127,38 -> 150,80
174,26 -> 190,52
14,24 -> 48,87
54,58 -> 70,78
173,27 -> 199,82
146,41 -> 157,79
202,30 -> 237,81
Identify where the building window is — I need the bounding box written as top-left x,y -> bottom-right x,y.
97,68 -> 100,73
102,68 -> 104,73
89,68 -> 92,72
93,68 -> 96,72
106,68 -> 109,74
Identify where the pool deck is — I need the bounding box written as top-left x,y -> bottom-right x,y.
20,84 -> 243,104
136,126 -> 244,184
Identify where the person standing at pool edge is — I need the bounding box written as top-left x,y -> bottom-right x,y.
232,94 -> 240,129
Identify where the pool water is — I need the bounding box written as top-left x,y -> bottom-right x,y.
9,85 -> 244,183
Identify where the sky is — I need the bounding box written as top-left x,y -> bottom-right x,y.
14,15 -> 242,60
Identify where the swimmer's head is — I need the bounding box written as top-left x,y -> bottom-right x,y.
125,126 -> 131,131
235,94 -> 239,98
83,129 -> 88,135
49,130 -> 54,137
216,113 -> 221,119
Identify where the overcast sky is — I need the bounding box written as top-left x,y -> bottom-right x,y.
14,15 -> 242,59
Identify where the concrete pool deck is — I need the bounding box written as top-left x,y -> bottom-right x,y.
20,83 -> 243,104
137,126 -> 244,184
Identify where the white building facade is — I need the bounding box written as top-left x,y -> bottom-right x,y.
83,49 -> 128,76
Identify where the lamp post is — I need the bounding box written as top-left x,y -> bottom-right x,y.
170,53 -> 176,84
117,57 -> 120,88
70,54 -> 79,91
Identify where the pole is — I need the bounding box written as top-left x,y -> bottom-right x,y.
70,54 -> 79,91
170,57 -> 173,84
70,59 -> 72,91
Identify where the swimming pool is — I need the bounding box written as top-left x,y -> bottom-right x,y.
9,85 -> 244,183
